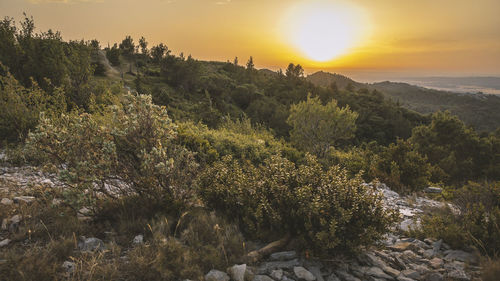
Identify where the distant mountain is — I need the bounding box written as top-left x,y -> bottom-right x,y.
398,76 -> 500,95
306,71 -> 500,132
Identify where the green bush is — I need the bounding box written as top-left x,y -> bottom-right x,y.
198,153 -> 397,255
26,93 -> 197,210
414,181 -> 500,256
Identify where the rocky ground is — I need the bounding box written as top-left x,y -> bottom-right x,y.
0,163 -> 482,280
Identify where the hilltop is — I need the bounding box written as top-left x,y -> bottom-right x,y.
306,71 -> 500,132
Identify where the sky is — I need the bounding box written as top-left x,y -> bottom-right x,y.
1,0 -> 499,81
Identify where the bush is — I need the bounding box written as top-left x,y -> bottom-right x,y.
26,93 -> 198,210
198,153 -> 397,255
414,181 -> 500,256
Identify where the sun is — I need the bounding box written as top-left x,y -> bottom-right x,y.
281,1 -> 369,62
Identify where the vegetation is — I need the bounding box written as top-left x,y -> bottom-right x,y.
1,14 -> 500,279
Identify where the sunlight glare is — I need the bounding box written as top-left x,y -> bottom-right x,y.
281,1 -> 369,62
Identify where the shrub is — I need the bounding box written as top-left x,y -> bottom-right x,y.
415,181 -> 500,256
26,93 -> 198,210
198,153 -> 397,255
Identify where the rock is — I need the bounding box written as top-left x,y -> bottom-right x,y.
10,214 -> 21,224
428,258 -> 443,269
253,276 -> 274,281
308,266 -> 324,281
382,265 -> 401,278
360,252 -> 387,268
389,242 -> 412,252
326,273 -> 340,281
399,219 -> 416,232
444,250 -> 478,264
257,259 -> 300,274
1,198 -> 13,205
132,234 -> 143,244
205,270 -> 230,281
0,238 -> 11,247
424,187 -> 442,194
432,240 -> 442,255
62,261 -> 75,273
13,196 -> 35,204
40,179 -> 54,186
270,251 -> 297,261
228,264 -> 247,281
413,264 -> 430,275
334,270 -> 360,281
396,276 -> 415,281
401,269 -> 420,280
447,269 -> 470,281
52,198 -> 62,206
423,249 -> 435,259
426,272 -> 443,281
270,269 -> 283,280
401,250 -> 419,262
365,267 -> 393,279
294,266 -> 316,281
1,219 -> 7,230
77,207 -> 92,221
78,237 -> 105,252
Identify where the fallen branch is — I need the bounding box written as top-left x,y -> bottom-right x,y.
245,234 -> 291,263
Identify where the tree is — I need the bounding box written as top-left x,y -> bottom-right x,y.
139,36 -> 148,55
285,63 -> 303,79
151,43 -> 169,63
119,35 -> 135,57
287,95 -> 358,157
246,56 -> 254,70
233,56 -> 238,66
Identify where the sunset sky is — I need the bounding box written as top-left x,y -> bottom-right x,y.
1,0 -> 499,81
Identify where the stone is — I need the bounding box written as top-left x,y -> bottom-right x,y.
326,273 -> 340,281
360,252 -> 387,268
52,198 -> 62,206
270,251 -> 297,261
423,249 -> 435,259
382,266 -> 401,278
1,198 -> 13,205
257,259 -> 300,274
62,261 -> 75,273
444,250 -> 478,264
205,270 -> 230,281
40,179 -> 54,186
389,242 -> 412,252
424,187 -> 442,193
401,250 -> 419,262
432,240 -> 442,255
0,238 -> 11,247
365,267 -> 393,279
308,266 -> 324,281
77,207 -> 92,221
270,269 -> 283,281
401,269 -> 420,280
78,237 -> 105,252
10,214 -> 21,224
334,270 -> 360,281
132,234 -> 143,244
294,266 -> 316,281
428,258 -> 443,269
1,219 -> 7,230
447,269 -> 470,281
426,272 -> 443,281
228,264 -> 247,281
13,196 -> 35,204
396,276 -> 415,281
253,276 -> 274,281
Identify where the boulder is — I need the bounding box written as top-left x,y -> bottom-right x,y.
428,258 -> 443,269
365,266 -> 393,279
132,234 -> 143,244
257,259 -> 300,274
426,272 -> 443,281
444,250 -> 478,264
62,261 -> 75,273
228,264 -> 247,281
447,269 -> 470,281
78,237 -> 105,252
401,269 -> 420,280
294,266 -> 316,281
308,266 -> 324,281
270,269 -> 283,281
205,270 -> 230,281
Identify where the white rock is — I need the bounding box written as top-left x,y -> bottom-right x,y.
0,238 -> 11,247
270,269 -> 283,280
78,237 -> 105,252
0,198 -> 13,205
228,264 -> 247,281
205,269 -> 230,281
132,234 -> 144,244
294,266 -> 316,281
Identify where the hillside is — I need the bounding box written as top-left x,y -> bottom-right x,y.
307,71 -> 500,132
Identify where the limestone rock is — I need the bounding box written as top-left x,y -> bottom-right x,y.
444,250 -> 478,265
205,270 -> 230,281
294,266 -> 316,281
78,237 -> 105,252
0,238 -> 11,247
270,269 -> 283,281
253,275 -> 274,281
228,264 -> 247,281
132,234 -> 143,244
